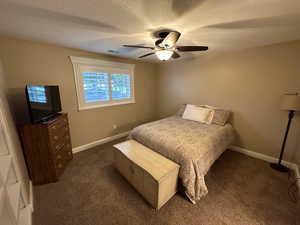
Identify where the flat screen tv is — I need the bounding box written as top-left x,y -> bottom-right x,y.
25,85 -> 62,123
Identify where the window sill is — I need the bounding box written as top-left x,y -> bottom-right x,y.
78,100 -> 136,111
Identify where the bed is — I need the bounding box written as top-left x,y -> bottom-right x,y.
130,115 -> 235,204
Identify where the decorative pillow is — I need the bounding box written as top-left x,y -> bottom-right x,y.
199,105 -> 231,126
213,109 -> 230,125
182,104 -> 214,124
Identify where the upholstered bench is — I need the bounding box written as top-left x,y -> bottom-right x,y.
114,140 -> 180,209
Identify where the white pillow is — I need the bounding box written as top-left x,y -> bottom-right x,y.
182,104 -> 214,124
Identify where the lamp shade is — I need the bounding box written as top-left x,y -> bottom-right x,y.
280,94 -> 300,111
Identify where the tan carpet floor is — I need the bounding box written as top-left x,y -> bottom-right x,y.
33,138 -> 299,225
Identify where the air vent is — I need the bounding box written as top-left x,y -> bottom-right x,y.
108,50 -> 119,54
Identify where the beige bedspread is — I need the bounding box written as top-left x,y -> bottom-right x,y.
130,116 -> 235,203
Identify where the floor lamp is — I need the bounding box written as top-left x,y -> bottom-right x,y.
270,93 -> 300,172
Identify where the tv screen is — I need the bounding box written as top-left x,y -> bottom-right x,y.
25,85 -> 62,123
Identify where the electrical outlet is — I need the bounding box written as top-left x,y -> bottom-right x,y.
113,125 -> 118,130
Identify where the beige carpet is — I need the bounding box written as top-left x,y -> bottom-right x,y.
33,138 -> 299,225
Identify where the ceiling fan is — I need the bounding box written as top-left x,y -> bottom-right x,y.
123,30 -> 208,61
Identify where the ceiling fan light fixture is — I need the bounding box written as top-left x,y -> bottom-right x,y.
155,50 -> 173,61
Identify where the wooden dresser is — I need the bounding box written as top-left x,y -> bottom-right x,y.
20,113 -> 73,185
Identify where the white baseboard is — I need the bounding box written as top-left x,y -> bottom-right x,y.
230,145 -> 295,168
72,131 -> 130,154
230,145 -> 300,194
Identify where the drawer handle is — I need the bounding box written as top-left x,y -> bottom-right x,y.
54,136 -> 58,140
57,163 -> 62,168
57,155 -> 62,159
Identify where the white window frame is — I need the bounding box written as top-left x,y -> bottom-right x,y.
70,56 -> 135,111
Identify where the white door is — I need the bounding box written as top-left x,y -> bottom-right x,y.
0,61 -> 32,225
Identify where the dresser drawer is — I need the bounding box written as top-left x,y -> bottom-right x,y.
48,115 -> 68,133
54,143 -> 73,176
49,125 -> 70,146
51,139 -> 70,152
53,145 -> 72,162
54,159 -> 65,177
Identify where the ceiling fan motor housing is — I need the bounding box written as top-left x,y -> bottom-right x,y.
154,30 -> 172,48
155,39 -> 164,48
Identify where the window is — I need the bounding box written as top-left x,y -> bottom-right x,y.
111,74 -> 131,100
70,56 -> 135,110
82,72 -> 110,102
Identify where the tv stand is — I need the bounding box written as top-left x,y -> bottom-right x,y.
20,113 -> 73,185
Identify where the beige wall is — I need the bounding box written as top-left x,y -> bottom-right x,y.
0,36 -> 158,148
1,35 -> 300,165
157,41 -> 300,162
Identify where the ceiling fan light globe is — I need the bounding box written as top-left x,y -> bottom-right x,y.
155,50 -> 173,61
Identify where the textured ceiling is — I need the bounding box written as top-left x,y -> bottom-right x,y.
0,0 -> 300,61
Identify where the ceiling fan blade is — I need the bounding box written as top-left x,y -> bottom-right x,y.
161,31 -> 181,48
123,45 -> 154,50
138,52 -> 155,58
177,46 -> 208,51
172,51 -> 181,59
